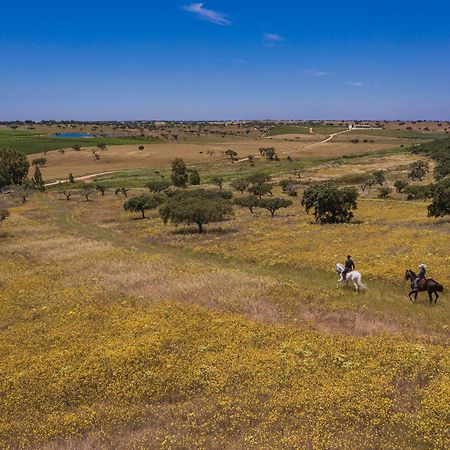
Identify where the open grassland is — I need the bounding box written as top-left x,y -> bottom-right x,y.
1,172 -> 449,448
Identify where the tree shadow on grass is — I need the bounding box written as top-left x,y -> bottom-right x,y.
171,226 -> 240,236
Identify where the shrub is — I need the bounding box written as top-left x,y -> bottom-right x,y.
408,160 -> 430,181
159,189 -> 233,233
394,180 -> 409,193
146,180 -> 171,193
32,166 -> 45,192
0,209 -> 9,223
373,170 -> 386,186
378,187 -> 392,198
427,178 -> 450,217
211,177 -> 224,190
189,169 -> 200,185
301,184 -> 358,224
404,184 -> 434,200
246,173 -> 271,185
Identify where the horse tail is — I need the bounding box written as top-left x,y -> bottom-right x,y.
356,274 -> 367,290
436,283 -> 444,292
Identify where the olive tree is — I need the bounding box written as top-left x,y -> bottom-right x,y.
408,160 -> 430,181
231,179 -> 250,193
146,180 -> 171,193
233,195 -> 259,213
427,178 -> 450,217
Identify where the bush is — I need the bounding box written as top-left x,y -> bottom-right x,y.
404,184 -> 435,200
378,187 -> 392,198
427,178 -> 450,217
124,194 -> 164,219
247,183 -> 272,198
211,177 -> 224,189
146,180 -> 171,193
301,184 -> 358,224
408,160 -> 430,181
394,180 -> 409,193
189,169 -> 200,185
159,189 -> 233,233
246,173 -> 271,185
0,209 -> 9,223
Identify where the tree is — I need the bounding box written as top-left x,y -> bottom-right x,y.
32,166 -> 45,191
394,180 -> 409,193
378,187 -> 392,198
62,190 -> 73,200
146,180 -> 171,193
68,173 -> 75,183
427,178 -> 450,217
0,148 -> 30,188
279,179 -> 299,197
124,193 -> 164,219
97,143 -> 107,151
233,195 -> 259,213
224,149 -> 238,162
138,145 -> 145,151
408,160 -> 430,181
115,187 -> 129,197
32,157 -> 47,167
301,184 -> 359,224
171,158 -> 188,188
72,145 -> 81,151
373,170 -> 386,186
247,155 -> 255,166
159,189 -> 233,233
212,177 -> 224,189
189,169 -> 200,185
404,184 -> 434,200
257,198 -> 293,217
259,147 -> 278,161
11,181 -> 33,203
246,173 -> 272,185
0,209 -> 9,224
80,185 -> 94,202
231,179 -> 249,194
247,183 -> 272,198
361,178 -> 376,193
96,184 -> 106,196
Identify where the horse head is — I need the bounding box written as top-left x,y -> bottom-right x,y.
336,263 -> 344,274
405,269 -> 416,281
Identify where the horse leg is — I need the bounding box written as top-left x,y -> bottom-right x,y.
434,292 -> 439,303
353,282 -> 359,293
408,291 -> 415,302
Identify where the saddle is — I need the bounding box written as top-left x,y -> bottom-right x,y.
418,278 -> 427,290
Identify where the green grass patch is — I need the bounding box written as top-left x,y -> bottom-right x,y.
0,130 -> 160,155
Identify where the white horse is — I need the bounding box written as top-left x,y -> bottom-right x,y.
336,263 -> 367,292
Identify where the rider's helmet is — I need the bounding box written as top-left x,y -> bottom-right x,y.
347,255 -> 351,259
419,263 -> 427,269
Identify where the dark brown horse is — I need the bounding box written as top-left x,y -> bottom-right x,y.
405,269 -> 444,304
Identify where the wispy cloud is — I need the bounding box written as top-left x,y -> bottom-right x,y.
183,3 -> 231,26
263,33 -> 285,43
346,81 -> 369,87
302,69 -> 328,77
232,58 -> 246,64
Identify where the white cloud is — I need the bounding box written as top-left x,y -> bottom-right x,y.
263,33 -> 285,42
183,3 -> 231,26
302,69 -> 328,76
346,81 -> 369,87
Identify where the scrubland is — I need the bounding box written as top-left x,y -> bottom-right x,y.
0,127 -> 449,449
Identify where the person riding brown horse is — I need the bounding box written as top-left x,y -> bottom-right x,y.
405,268 -> 443,304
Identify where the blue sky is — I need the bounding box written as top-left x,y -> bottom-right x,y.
1,1 -> 449,120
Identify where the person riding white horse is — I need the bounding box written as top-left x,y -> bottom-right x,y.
336,259 -> 366,292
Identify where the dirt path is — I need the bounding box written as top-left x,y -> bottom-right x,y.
305,129 -> 350,148
44,170 -> 121,187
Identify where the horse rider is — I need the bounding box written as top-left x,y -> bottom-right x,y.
413,263 -> 427,291
342,255 -> 355,282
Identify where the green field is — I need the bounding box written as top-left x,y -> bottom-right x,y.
348,129 -> 444,139
0,129 -> 159,155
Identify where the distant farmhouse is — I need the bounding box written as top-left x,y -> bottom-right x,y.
348,123 -> 382,130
